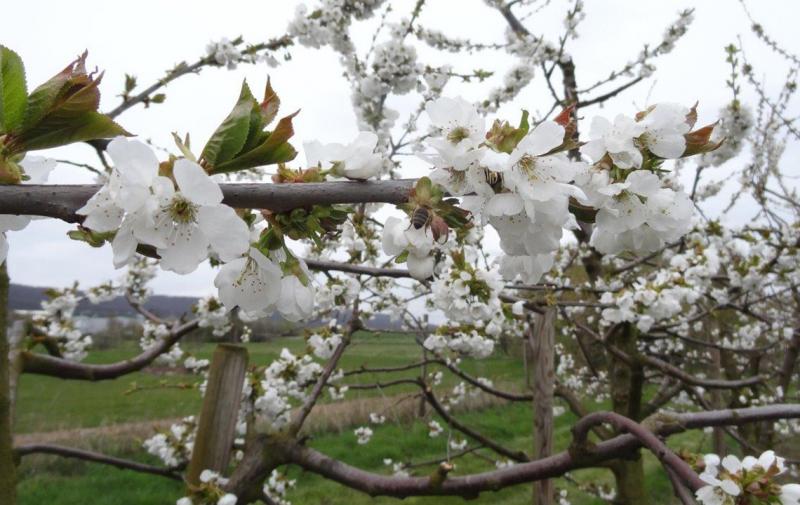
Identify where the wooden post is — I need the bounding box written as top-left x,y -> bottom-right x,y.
186,344 -> 249,486
0,262 -> 16,505
528,308 -> 555,505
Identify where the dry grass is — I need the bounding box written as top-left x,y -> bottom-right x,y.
15,386 -> 516,448
301,390 -> 510,435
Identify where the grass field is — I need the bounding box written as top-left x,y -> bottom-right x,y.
15,333 -> 700,504
15,332 -> 524,434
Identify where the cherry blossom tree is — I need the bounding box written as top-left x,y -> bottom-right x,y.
1,1 -> 800,505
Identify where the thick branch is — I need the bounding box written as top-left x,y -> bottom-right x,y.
22,319 -> 198,380
15,444 -> 182,480
0,180 -> 416,223
287,404 -> 800,499
570,411 -> 705,491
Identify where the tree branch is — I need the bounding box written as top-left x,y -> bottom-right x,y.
286,404 -> 800,499
15,444 -> 182,481
21,319 -> 198,380
0,181 -> 416,223
570,411 -> 705,491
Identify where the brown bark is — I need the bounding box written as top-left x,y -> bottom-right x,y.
285,404 -> 800,499
0,180 -> 416,223
608,323 -> 646,505
779,292 -> 800,399
709,347 -> 727,456
611,459 -> 647,505
21,319 -> 198,380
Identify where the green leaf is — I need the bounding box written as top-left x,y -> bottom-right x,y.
21,53 -> 92,131
15,111 -> 129,151
200,81 -> 257,168
240,103 -> 270,154
23,74 -> 69,132
394,250 -> 409,264
213,111 -> 298,174
67,227 -> 113,247
0,45 -> 27,134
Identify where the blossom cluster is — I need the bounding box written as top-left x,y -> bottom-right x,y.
76,134 -> 378,325
306,320 -> 344,360
252,348 -> 324,433
139,320 -> 183,366
695,451 -> 800,505
598,242 -> 717,332
424,327 -> 496,359
31,287 -> 93,362
386,96 -> 706,286
263,470 -> 296,505
206,38 -> 241,70
143,416 -> 196,468
194,296 -> 233,337
430,249 -> 505,324
176,469 -> 237,505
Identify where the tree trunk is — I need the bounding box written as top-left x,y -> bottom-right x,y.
0,262 -> 16,505
608,323 -> 646,505
779,293 -> 800,400
709,348 -> 726,456
612,459 -> 647,505
704,316 -> 727,457
528,308 -> 556,505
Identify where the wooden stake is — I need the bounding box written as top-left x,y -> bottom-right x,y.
529,308 -> 555,505
186,344 -> 249,486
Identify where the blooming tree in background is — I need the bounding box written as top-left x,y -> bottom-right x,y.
1,1 -> 800,505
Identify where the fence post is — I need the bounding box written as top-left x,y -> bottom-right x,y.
186,344 -> 249,486
528,307 -> 556,505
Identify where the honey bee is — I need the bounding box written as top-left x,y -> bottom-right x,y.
411,207 -> 432,229
484,169 -> 504,192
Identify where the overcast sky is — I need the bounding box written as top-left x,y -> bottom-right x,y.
3,0 -> 798,295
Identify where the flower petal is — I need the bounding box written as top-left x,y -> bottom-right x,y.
111,220 -> 138,269
108,137 -> 159,187
407,253 -> 434,280
19,156 -> 56,184
174,159 -> 223,206
0,215 -> 31,232
519,121 -> 565,156
158,224 -> 209,274
197,205 -> 250,262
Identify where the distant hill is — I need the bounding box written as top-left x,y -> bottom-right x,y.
8,284 -> 408,330
9,283 -> 196,319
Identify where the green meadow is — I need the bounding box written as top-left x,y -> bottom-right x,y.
16,333 -> 701,504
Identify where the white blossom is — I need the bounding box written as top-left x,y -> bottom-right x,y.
581,114 -> 645,168
305,132 -> 382,180
215,248 -> 282,316
354,426 -> 373,444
